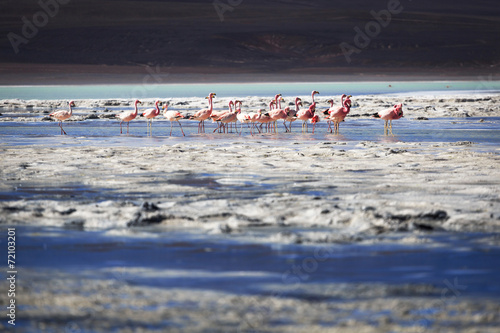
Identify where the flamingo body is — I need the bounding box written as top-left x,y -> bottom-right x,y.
164,107 -> 186,136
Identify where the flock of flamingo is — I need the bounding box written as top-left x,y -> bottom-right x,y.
49,91 -> 404,136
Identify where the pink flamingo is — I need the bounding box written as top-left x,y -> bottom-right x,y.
327,95 -> 352,135
49,100 -> 75,135
325,98 -> 334,132
216,101 -> 237,133
269,95 -> 288,133
311,90 -> 320,104
285,97 -> 301,132
235,100 -> 250,135
142,99 -> 161,135
247,109 -> 264,135
323,94 -> 346,133
210,100 -> 231,133
257,107 -> 273,133
296,102 -> 316,133
310,114 -> 320,134
163,104 -> 186,136
190,92 -> 216,133
373,103 -> 404,135
117,99 -> 141,134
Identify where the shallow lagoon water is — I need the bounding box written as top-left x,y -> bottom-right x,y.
1,116 -> 500,148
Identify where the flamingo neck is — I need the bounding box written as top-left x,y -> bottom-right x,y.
343,100 -> 351,113
295,100 -> 300,111
209,96 -> 213,111
68,102 -> 73,114
133,101 -> 139,115
312,92 -> 317,103
275,95 -> 282,109
229,102 -> 233,113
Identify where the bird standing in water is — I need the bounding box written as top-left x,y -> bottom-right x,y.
326,95 -> 352,135
49,100 -> 75,135
373,103 -> 404,135
117,99 -> 141,134
142,100 -> 161,135
164,103 -> 186,136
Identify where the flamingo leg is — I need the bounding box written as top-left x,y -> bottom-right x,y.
59,121 -> 67,135
120,121 -> 123,134
127,122 -> 130,134
170,122 -> 173,136
177,121 -> 185,136
283,120 -> 289,133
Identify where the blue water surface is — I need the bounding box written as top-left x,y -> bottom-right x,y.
1,80 -> 499,99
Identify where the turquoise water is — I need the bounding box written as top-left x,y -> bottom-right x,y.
1,80 -> 499,99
